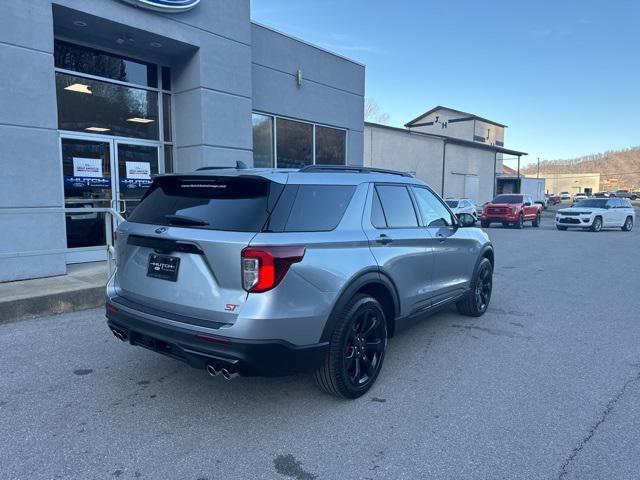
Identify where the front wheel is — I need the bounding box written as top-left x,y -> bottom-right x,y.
314,294 -> 388,399
622,216 -> 634,231
457,258 -> 493,317
515,214 -> 524,229
590,216 -> 603,232
532,213 -> 541,227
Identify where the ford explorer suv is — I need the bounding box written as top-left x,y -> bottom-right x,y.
480,194 -> 542,229
106,165 -> 494,398
556,197 -> 635,232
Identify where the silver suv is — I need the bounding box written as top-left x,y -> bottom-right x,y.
106,165 -> 494,398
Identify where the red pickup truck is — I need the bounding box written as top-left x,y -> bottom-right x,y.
481,194 -> 542,229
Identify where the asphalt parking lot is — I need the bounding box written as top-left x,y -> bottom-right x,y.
2,205 -> 640,480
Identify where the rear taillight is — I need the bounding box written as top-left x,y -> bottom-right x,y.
241,246 -> 306,293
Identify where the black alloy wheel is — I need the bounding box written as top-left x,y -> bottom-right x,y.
457,257 -> 493,317
315,295 -> 388,398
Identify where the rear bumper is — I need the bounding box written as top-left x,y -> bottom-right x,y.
106,302 -> 329,377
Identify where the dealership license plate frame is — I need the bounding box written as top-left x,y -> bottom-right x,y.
147,253 -> 180,282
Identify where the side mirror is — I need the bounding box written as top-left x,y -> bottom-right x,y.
457,213 -> 476,227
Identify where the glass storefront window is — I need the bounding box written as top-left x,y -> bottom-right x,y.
276,118 -> 313,169
252,114 -> 274,168
163,93 -> 172,142
56,72 -> 159,140
164,146 -> 174,173
315,126 -> 346,165
54,40 -> 158,88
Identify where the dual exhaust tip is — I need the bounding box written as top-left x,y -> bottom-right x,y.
206,363 -> 239,381
110,328 -> 238,380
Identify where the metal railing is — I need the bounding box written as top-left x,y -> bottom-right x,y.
0,207 -> 125,278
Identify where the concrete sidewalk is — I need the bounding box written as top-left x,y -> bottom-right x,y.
0,262 -> 108,323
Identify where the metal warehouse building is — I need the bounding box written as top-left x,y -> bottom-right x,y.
0,0 -> 365,282
365,106 -> 527,206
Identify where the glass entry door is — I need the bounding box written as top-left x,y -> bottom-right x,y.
61,134 -> 160,264
115,142 -> 159,218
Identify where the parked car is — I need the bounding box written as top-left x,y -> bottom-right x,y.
559,192 -> 571,201
546,194 -> 561,205
480,194 -> 542,228
614,190 -> 638,200
633,192 -> 640,200
445,198 -> 478,220
105,166 -> 495,399
593,192 -> 610,198
556,197 -> 635,232
535,197 -> 549,210
572,192 -> 588,203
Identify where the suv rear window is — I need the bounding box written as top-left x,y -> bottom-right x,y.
128,176 -> 284,232
265,185 -> 356,232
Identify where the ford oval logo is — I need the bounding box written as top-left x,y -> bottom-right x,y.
155,227 -> 168,234
119,0 -> 201,13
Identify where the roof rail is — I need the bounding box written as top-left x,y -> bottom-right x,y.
299,165 -> 413,177
196,161 -> 248,171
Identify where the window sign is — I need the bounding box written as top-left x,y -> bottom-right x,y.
66,157 -> 110,189
122,161 -> 153,190
73,157 -> 103,178
126,161 -> 151,180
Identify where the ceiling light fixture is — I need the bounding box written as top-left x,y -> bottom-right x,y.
126,117 -> 156,124
73,20 -> 88,27
85,127 -> 110,132
64,83 -> 92,94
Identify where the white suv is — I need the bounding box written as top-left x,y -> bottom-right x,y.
556,197 -> 635,232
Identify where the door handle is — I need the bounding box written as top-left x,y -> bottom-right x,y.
376,234 -> 393,245
436,233 -> 446,242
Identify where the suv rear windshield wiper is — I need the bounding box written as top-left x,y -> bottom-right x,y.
164,214 -> 210,227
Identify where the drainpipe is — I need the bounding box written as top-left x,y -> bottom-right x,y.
493,151 -> 498,198
441,140 -> 447,197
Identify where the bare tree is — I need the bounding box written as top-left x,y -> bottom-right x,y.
364,98 -> 390,124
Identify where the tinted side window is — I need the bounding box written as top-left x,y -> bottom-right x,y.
375,185 -> 418,228
371,189 -> 387,228
267,185 -> 356,232
412,187 -> 454,227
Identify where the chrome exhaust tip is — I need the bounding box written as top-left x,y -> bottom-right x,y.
110,328 -> 127,342
206,364 -> 220,377
220,368 -> 239,381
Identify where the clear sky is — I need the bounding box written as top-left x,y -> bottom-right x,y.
251,0 -> 640,166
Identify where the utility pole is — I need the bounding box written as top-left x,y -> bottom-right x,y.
537,157 -> 540,179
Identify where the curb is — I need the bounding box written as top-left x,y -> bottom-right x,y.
0,286 -> 105,324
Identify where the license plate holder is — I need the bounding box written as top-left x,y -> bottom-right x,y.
147,254 -> 180,282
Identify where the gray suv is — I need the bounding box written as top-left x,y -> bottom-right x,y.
106,165 -> 494,398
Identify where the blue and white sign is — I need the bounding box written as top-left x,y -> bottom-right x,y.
119,0 -> 201,13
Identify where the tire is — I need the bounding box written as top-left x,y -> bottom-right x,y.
590,216 -> 603,232
481,221 -> 490,228
532,213 -> 541,227
622,216 -> 634,231
556,225 -> 568,231
515,214 -> 524,229
314,294 -> 388,399
457,258 -> 493,317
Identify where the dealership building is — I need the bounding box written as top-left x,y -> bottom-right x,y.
0,0 -> 365,282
